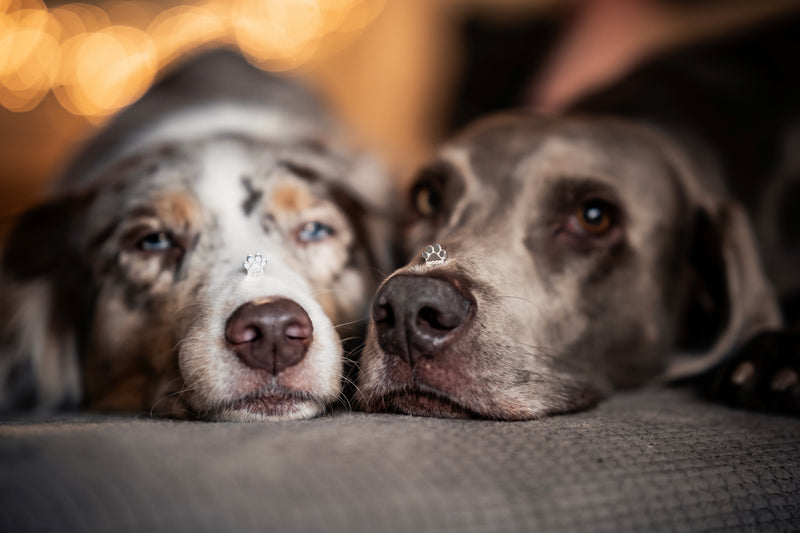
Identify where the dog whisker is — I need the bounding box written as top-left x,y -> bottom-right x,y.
148,379 -> 195,418
332,316 -> 369,330
169,301 -> 206,320
497,294 -> 545,314
344,342 -> 367,362
368,266 -> 391,281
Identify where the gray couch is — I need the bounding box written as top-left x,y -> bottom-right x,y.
2,386 -> 799,532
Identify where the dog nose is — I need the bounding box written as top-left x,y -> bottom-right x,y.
372,275 -> 473,364
226,299 -> 313,374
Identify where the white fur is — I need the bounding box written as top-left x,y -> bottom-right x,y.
130,104 -> 318,164
178,138 -> 343,420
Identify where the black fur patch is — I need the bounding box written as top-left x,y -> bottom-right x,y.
3,193 -> 91,280
676,209 -> 731,352
277,160 -> 321,182
241,176 -> 263,216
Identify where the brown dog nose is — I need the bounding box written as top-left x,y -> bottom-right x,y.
372,275 -> 473,364
225,299 -> 313,374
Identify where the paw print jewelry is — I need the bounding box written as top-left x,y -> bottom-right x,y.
243,253 -> 267,276
422,244 -> 447,266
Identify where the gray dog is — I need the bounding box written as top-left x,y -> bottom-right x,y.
357,111 -> 795,420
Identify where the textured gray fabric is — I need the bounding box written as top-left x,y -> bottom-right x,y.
1,386 -> 799,533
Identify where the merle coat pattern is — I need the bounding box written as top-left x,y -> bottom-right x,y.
0,50 -> 393,421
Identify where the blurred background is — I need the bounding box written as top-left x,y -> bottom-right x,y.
2,0 -> 799,237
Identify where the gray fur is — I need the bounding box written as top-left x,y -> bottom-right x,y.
358,112 -> 780,420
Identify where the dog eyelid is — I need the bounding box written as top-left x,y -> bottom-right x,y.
409,162 -> 456,217
414,185 -> 440,217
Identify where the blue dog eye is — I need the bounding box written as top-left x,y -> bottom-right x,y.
138,232 -> 175,252
298,221 -> 334,242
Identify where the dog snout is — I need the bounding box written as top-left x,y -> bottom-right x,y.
225,299 -> 313,374
372,275 -> 473,364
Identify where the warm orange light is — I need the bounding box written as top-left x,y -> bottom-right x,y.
233,0 -> 324,70
54,26 -> 157,119
0,8 -> 61,111
148,4 -> 232,68
0,9 -> 51,76
0,0 -> 384,117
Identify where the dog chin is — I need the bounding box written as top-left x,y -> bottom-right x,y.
208,392 -> 326,421
363,388 -> 479,419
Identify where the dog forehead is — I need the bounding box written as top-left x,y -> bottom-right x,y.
445,113 -> 550,188
77,144 -> 192,225
452,114 -> 679,191
191,139 -> 275,252
520,130 -> 676,191
88,137 -> 330,226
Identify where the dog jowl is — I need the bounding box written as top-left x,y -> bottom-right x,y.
357,112 -> 784,420
0,51 -> 392,421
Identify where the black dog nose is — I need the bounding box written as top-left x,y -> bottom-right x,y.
372,275 -> 473,364
226,299 -> 313,374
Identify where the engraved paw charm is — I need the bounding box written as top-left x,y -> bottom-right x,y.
422,244 -> 447,266
243,253 -> 267,276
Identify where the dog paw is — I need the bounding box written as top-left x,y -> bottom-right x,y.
242,253 -> 267,276
421,244 -> 447,265
711,330 -> 800,413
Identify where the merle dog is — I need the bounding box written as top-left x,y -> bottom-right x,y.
0,50 -> 393,421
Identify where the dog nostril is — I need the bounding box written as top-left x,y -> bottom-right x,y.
418,306 -> 463,331
372,302 -> 395,327
227,323 -> 262,345
240,326 -> 260,343
285,323 -> 311,340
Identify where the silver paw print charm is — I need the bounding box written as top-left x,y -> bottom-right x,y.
243,253 -> 267,276
422,244 -> 447,266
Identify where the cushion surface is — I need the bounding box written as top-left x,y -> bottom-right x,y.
1,386 -> 799,532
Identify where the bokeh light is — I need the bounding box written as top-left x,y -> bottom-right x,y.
0,0 -> 385,118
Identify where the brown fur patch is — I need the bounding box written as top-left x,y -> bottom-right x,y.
85,372 -> 150,411
270,184 -> 314,213
157,192 -> 201,231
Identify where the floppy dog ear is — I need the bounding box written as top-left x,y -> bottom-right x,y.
0,193 -> 92,411
664,202 -> 782,380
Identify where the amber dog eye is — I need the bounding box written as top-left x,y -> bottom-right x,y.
414,185 -> 440,217
575,200 -> 613,235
